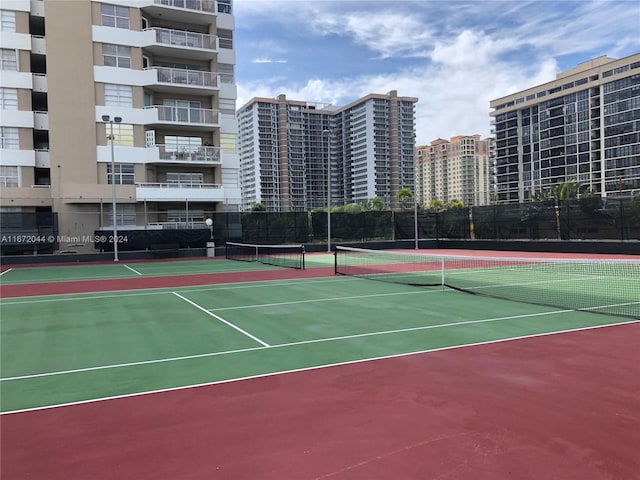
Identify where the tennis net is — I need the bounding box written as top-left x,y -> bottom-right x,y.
334,246 -> 640,319
226,242 -> 305,270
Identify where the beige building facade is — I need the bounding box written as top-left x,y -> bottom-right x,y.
415,135 -> 494,207
0,0 -> 239,253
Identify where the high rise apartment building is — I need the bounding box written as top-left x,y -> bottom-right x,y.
490,54 -> 640,203
237,91 -> 417,211
415,135 -> 494,207
0,0 -> 239,252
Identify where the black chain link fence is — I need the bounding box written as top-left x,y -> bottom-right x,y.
2,197 -> 638,255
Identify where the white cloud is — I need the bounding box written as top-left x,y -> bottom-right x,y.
252,58 -> 288,64
238,27 -> 559,145
235,0 -> 640,144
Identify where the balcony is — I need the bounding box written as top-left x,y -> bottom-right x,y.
35,149 -> 50,168
136,182 -> 224,201
152,144 -> 221,164
144,105 -> 219,129
142,0 -> 216,26
144,27 -> 218,60
145,66 -> 219,95
32,73 -> 47,93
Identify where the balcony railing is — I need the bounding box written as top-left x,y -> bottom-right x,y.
154,0 -> 215,13
147,105 -> 219,125
150,66 -> 218,88
137,182 -> 221,189
147,27 -> 217,51
154,144 -> 221,163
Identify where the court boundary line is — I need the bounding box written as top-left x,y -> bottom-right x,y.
0,268 -> 12,276
1,320 -> 637,415
172,292 -> 271,347
1,307 -> 557,382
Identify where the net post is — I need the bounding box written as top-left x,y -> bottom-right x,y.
441,257 -> 445,288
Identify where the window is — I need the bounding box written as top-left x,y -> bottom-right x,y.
106,204 -> 136,226
0,10 -> 15,32
218,29 -> 233,49
0,88 -> 17,109
104,84 -> 133,107
217,0 -> 231,14
101,4 -> 129,29
107,163 -> 135,184
0,49 -> 17,70
103,44 -> 131,68
0,166 -> 19,187
0,127 -> 19,149
107,123 -> 134,146
164,135 -> 202,153
218,63 -> 234,85
163,99 -> 201,122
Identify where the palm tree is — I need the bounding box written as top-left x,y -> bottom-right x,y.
426,199 -> 445,212
396,188 -> 414,209
365,197 -> 386,211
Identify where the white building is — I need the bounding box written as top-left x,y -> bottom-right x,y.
237,91 -> 418,211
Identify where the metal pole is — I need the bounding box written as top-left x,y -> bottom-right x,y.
414,191 -> 418,249
109,120 -> 119,262
327,133 -> 331,253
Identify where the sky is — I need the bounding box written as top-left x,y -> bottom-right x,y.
233,0 -> 640,146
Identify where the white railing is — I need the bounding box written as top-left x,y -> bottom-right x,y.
146,221 -> 209,229
147,105 -> 219,125
153,144 -> 221,163
148,27 -> 218,50
154,0 -> 216,13
150,66 -> 219,88
136,182 -> 221,189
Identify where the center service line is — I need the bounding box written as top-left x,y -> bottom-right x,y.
172,291 -> 271,347
123,264 -> 143,275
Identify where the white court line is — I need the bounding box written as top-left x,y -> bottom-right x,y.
0,308 -> 593,382
2,320 -> 637,415
171,292 -> 271,347
0,268 -> 13,276
123,264 -> 143,276
0,276 -> 352,304
211,289 -> 438,311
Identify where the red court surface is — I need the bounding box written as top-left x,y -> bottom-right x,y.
2,322 -> 638,480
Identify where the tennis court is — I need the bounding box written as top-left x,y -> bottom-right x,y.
1,249 -> 639,479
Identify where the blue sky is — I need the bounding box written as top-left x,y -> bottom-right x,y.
234,0 -> 640,145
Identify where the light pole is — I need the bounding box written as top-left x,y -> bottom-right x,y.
414,190 -> 419,249
102,115 -> 122,261
205,217 -> 213,240
323,128 -> 333,252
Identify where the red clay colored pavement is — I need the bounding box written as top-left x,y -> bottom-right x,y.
0,266 -> 335,298
1,323 -> 638,480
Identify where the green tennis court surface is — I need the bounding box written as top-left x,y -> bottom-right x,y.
2,268 -> 636,414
